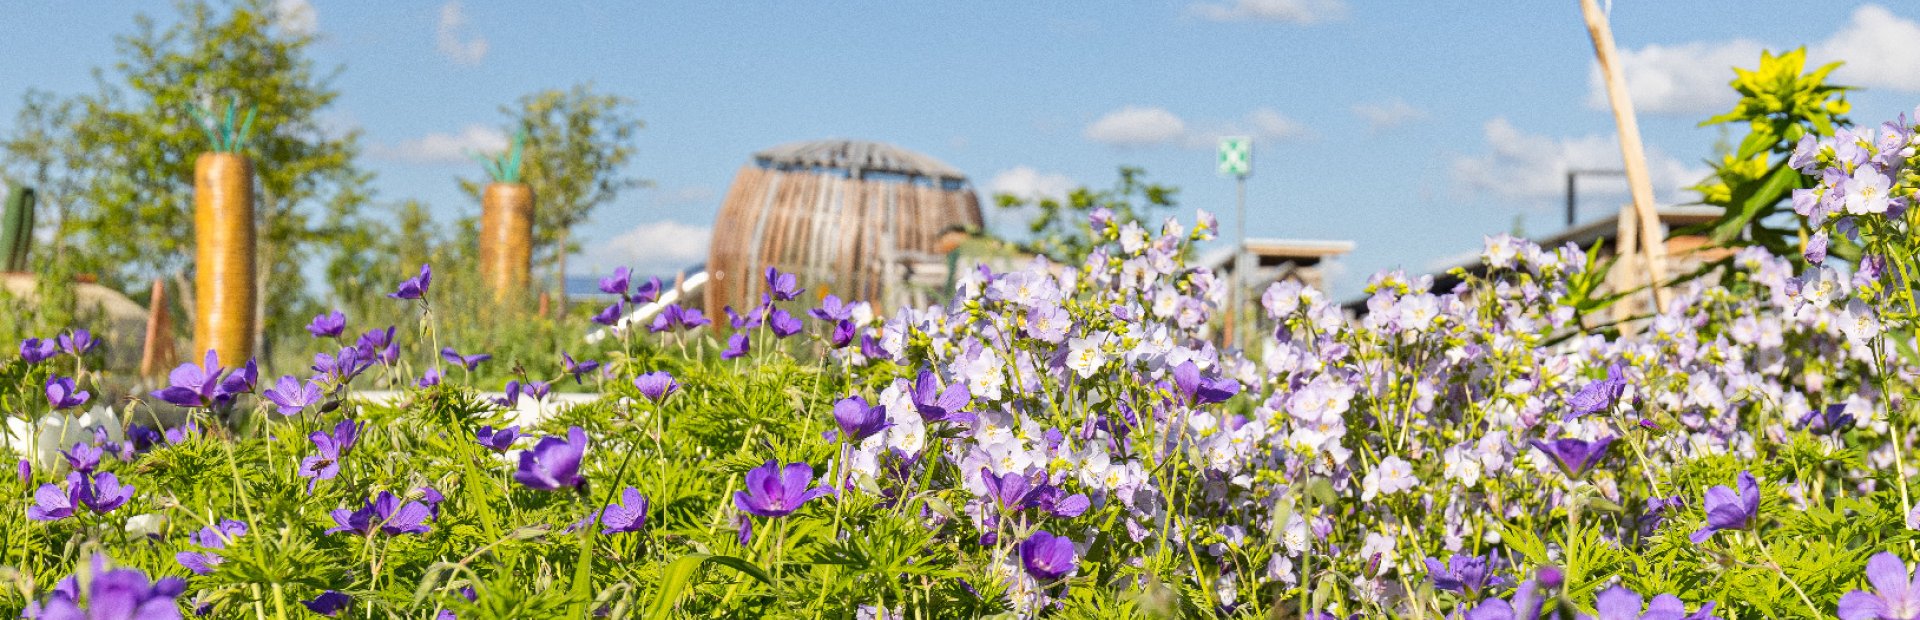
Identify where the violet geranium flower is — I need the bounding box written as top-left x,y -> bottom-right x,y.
306,310 -> 347,338
514,427 -> 588,491
1017,529 -> 1079,582
733,460 -> 830,518
476,425 -> 520,452
633,371 -> 679,402
19,337 -> 56,364
176,519 -> 248,575
1529,436 -> 1613,480
1588,584 -> 1719,620
600,487 -> 650,535
57,329 -> 97,356
1423,553 -> 1504,597
151,350 -> 226,408
721,332 -> 750,359
1566,363 -> 1628,418
561,353 -> 600,384
1688,471 -> 1759,544
1838,552 -> 1920,620
388,263 -> 432,300
910,370 -> 973,425
1173,361 -> 1240,406
262,375 -> 323,416
299,420 -> 361,491
45,376 -> 90,410
764,267 -> 801,301
23,558 -> 186,620
327,491 -> 432,536
832,396 -> 891,442
598,266 -> 632,297
440,347 -> 492,372
303,591 -> 353,617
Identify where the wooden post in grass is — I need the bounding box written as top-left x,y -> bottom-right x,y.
140,278 -> 176,379
1580,0 -> 1671,314
475,132 -> 533,302
193,151 -> 256,367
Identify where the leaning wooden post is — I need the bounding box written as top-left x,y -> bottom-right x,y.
1580,0 -> 1671,314
140,278 -> 176,379
189,100 -> 259,366
475,132 -> 533,301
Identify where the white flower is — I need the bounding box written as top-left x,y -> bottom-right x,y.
1397,293 -> 1439,332
1843,166 -> 1892,215
1841,298 -> 1882,343
1483,234 -> 1519,269
125,513 -> 168,538
1065,333 -> 1109,379
1360,531 -> 1398,573
1442,445 -> 1483,487
1361,456 -> 1417,500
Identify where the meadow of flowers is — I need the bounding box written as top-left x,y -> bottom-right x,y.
4,112 -> 1920,618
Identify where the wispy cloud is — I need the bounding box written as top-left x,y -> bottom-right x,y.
1449,117 -> 1707,207
272,0 -> 317,36
582,221 -> 712,274
1591,4 -> 1920,115
1351,99 -> 1429,132
1189,0 -> 1346,24
370,125 -> 506,164
1086,106 -> 1309,149
436,1 -> 489,66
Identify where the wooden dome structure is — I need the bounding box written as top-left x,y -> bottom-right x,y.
705,140 -> 983,312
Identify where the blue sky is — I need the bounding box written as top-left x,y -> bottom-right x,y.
6,1 -> 1920,299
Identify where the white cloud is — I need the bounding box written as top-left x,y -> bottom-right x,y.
1088,106 -> 1308,149
653,186 -> 716,206
436,1 -> 489,66
1449,118 -> 1708,207
1817,5 -> 1920,91
1591,4 -> 1920,115
1586,39 -> 1762,115
371,125 -> 507,164
1190,0 -> 1346,24
583,221 -> 712,274
1085,106 -> 1187,147
987,167 -> 1077,202
1352,99 -> 1429,132
273,0 -> 317,36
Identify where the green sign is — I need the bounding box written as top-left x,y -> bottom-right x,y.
1218,136 -> 1251,177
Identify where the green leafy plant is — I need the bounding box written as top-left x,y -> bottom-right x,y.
188,99 -> 258,154
1692,48 -> 1852,257
471,130 -> 527,184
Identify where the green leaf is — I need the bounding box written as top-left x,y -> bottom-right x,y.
644,553 -> 773,620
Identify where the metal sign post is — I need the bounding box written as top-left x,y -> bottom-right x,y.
1218,136 -> 1251,344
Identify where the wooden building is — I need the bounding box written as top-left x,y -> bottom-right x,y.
704,140 -> 983,313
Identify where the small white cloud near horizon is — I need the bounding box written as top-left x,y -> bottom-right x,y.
987,167 -> 1077,202
1352,99 -> 1429,132
273,0 -> 317,36
1449,117 -> 1708,208
582,221 -> 712,275
1085,106 -> 1188,147
371,125 -> 507,164
1190,0 -> 1347,24
436,1 -> 489,66
1591,4 -> 1920,115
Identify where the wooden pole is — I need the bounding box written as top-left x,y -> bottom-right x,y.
480,182 -> 535,301
1579,0 -> 1670,314
192,152 -> 256,367
140,278 -> 175,379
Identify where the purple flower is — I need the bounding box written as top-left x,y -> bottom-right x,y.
79,472 -> 133,514
599,266 -> 632,297
313,347 -> 372,385
306,310 -> 347,338
1838,552 -> 1920,620
19,337 -> 56,364
1461,574 -> 1554,620
764,267 -> 800,301
514,427 -> 588,491
980,468 -> 1039,511
327,491 -> 431,536
832,396 -> 891,442
57,329 -> 97,356
562,353 -> 600,384
1807,230 -> 1830,264
24,559 -> 185,620
216,358 -> 259,401
768,309 -> 803,338
476,425 -> 520,452
421,486 -> 446,520
1638,495 -> 1685,537
721,332 -> 750,359
727,305 -> 764,330
62,443 -> 103,474
1529,436 -> 1613,480
418,368 -> 443,388
45,376 -> 90,410
1688,471 -> 1759,544
356,326 -> 400,366
648,305 -> 684,332
593,301 -> 625,326
910,370 -> 972,424
1588,584 -> 1719,620
810,295 -> 852,321
1173,361 -> 1239,406
388,263 -> 432,300
1424,553 -> 1503,596
633,371 -> 679,402
522,380 -> 551,401
1017,529 -> 1078,582
177,519 -> 248,575
152,350 -> 225,408
299,420 -> 361,491
18,459 -> 31,485
1030,485 -> 1090,518
600,487 -> 650,534
1797,403 -> 1856,434
440,347 -> 492,372
27,479 -> 76,521
303,590 -> 352,616
262,375 -> 323,416
733,460 -> 830,518
828,320 -> 856,348
1567,363 -> 1628,418
633,276 -> 662,305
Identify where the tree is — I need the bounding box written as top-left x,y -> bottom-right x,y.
19,0 -> 372,360
0,90 -> 90,266
461,84 -> 645,302
991,166 -> 1179,263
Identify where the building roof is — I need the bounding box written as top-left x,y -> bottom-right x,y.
752,140 -> 967,181
1199,238 -> 1356,272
